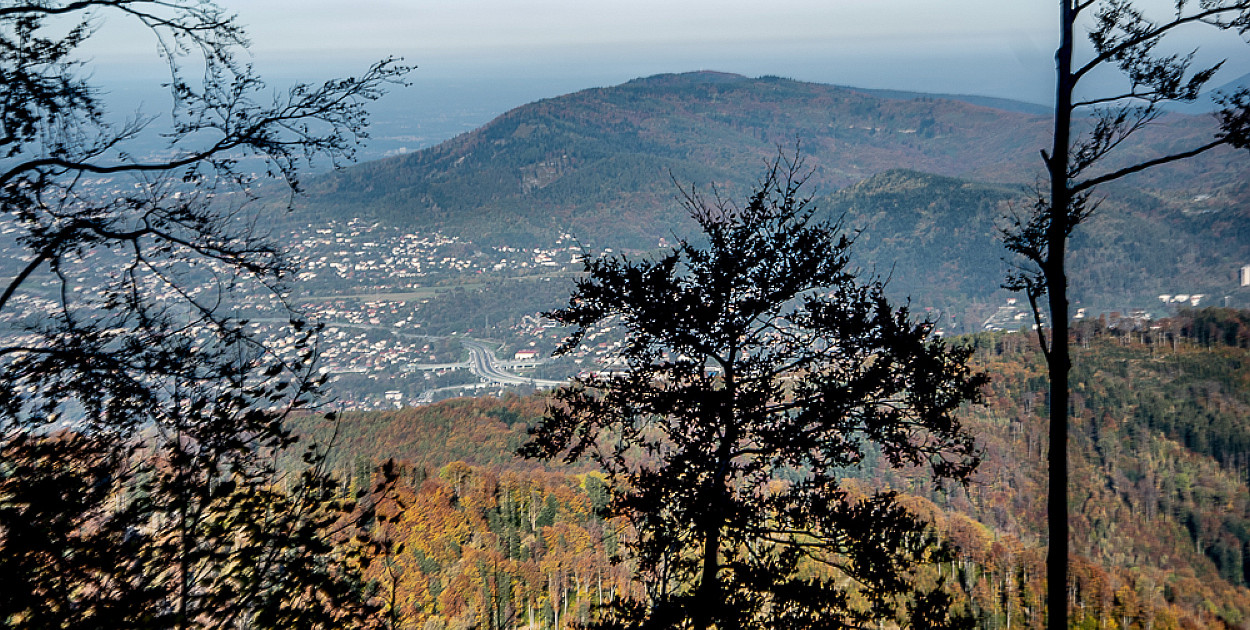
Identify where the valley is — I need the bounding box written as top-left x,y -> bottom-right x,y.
55,71 -> 1231,409
10,0 -> 1250,627
6,73 -> 1247,408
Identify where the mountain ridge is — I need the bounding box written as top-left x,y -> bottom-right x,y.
295,71 -> 1250,314
300,71 -> 1240,246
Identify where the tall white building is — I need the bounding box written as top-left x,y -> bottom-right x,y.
1241,265 -> 1250,287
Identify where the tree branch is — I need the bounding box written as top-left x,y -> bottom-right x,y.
1074,6 -> 1247,82
0,252 -> 48,316
1072,138 -> 1226,192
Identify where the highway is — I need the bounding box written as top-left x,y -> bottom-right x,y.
252,317 -> 566,395
459,339 -> 566,389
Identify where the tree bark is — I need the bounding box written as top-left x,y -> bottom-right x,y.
693,373 -> 737,630
1047,2 -> 1076,627
692,523 -> 721,630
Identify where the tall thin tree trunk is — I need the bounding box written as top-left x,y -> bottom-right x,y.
1048,2 -> 1076,626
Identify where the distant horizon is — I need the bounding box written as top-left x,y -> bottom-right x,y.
83,0 -> 1058,103
89,56 -> 1057,108
90,70 -> 1064,170
91,62 -> 1250,176
79,0 -> 1250,113
92,67 -> 1060,107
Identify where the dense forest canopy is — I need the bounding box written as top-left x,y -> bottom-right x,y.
301,324 -> 1250,629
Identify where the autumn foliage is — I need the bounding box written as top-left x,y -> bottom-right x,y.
357,462 -> 635,629
316,323 -> 1250,629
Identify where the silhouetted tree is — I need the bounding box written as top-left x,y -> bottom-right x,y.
1002,2 -> 1250,626
0,2 -> 408,627
523,155 -> 984,629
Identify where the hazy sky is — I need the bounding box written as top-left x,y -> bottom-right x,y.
88,1 -> 1250,106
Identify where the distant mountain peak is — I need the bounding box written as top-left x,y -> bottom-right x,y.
625,70 -> 751,86
303,72 -> 1239,261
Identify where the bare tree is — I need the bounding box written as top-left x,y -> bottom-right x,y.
0,2 -> 409,627
1002,2 -> 1250,626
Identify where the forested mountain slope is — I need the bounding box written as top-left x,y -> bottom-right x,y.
821,170 -> 1250,317
294,72 -> 1250,318
299,72 -> 1244,250
302,327 -> 1250,628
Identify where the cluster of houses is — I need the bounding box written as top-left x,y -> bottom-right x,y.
19,199 -> 1240,411
238,223 -> 600,408
287,219 -> 586,291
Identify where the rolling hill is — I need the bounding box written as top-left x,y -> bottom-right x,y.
293,71 -> 1250,321
300,72 -> 1244,245
822,170 -> 1250,319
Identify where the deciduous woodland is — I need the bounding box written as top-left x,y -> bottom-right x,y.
299,325 -> 1250,629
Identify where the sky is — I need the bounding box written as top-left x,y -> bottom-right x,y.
86,1 -> 1250,115
218,0 -> 1058,98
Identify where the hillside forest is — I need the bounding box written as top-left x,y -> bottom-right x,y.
295,313 -> 1250,629
296,73 -> 1250,340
